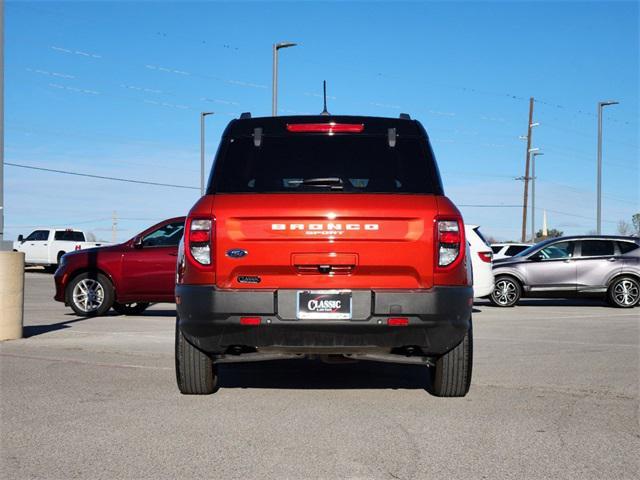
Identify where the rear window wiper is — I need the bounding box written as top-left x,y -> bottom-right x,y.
293,177 -> 345,189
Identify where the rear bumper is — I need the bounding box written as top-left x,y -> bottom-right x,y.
176,285 -> 473,356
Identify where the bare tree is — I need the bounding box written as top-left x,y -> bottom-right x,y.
617,220 -> 632,236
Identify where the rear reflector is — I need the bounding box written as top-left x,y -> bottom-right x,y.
478,251 -> 493,263
286,123 -> 364,133
240,317 -> 261,326
387,317 -> 409,326
189,230 -> 209,243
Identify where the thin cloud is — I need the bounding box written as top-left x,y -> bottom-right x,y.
27,68 -> 76,79
51,45 -> 102,59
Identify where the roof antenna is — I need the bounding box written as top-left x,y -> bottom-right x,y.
320,80 -> 330,116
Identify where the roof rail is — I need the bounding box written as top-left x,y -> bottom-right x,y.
399,113 -> 411,120
239,112 -> 252,119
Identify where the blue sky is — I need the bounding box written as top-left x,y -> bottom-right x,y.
5,0 -> 638,242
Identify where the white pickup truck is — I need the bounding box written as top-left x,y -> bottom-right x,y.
13,229 -> 110,270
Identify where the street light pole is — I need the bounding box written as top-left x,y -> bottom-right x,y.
596,100 -> 619,234
530,150 -> 543,242
271,42 -> 297,116
200,112 -> 214,196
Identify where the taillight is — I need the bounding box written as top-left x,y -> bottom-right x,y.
187,218 -> 212,266
478,251 -> 493,263
436,219 -> 462,268
286,123 -> 364,134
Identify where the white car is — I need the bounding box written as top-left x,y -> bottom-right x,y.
465,224 -> 495,298
13,228 -> 110,270
491,243 -> 532,260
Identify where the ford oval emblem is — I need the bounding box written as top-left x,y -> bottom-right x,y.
226,249 -> 248,258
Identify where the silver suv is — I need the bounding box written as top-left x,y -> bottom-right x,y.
490,236 -> 640,308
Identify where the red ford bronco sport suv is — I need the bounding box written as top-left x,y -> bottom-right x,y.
175,114 -> 473,397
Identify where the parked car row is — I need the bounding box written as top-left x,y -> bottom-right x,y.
43,223 -> 640,316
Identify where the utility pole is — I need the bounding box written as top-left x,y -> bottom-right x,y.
596,100 -> 619,234
0,1 -> 7,250
520,97 -> 535,243
111,211 -> 117,243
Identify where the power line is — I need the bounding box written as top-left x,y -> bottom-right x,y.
4,162 -> 199,190
458,204 -> 618,224
458,204 -> 522,207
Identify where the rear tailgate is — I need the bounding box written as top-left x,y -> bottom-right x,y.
212,193 -> 438,289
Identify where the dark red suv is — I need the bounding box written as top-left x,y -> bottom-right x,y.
54,217 -> 185,316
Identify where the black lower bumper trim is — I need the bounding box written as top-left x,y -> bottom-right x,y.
176,285 -> 472,356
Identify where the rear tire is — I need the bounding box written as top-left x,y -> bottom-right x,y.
112,302 -> 150,315
175,320 -> 218,395
66,272 -> 114,317
427,324 -> 473,397
490,276 -> 521,307
607,276 -> 640,308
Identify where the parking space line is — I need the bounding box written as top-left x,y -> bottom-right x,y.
0,352 -> 172,371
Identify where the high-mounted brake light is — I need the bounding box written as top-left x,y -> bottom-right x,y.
187,218 -> 212,266
286,123 -> 364,134
478,251 -> 493,263
436,219 -> 463,268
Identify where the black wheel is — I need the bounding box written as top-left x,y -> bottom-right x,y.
66,272 -> 114,317
427,323 -> 473,397
112,302 -> 150,315
490,276 -> 522,307
607,276 -> 640,308
175,320 -> 218,395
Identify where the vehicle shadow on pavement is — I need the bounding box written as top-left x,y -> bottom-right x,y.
23,317 -> 93,337
217,359 -> 429,390
136,309 -> 176,317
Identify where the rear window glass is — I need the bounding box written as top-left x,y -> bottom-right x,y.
209,135 -> 441,194
581,240 -> 614,257
473,227 -> 490,247
491,246 -> 502,254
54,231 -> 85,241
506,245 -> 529,256
618,241 -> 639,254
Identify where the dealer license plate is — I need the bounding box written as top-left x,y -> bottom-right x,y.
297,290 -> 352,319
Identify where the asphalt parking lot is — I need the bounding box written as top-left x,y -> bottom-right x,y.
1,271 -> 638,480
